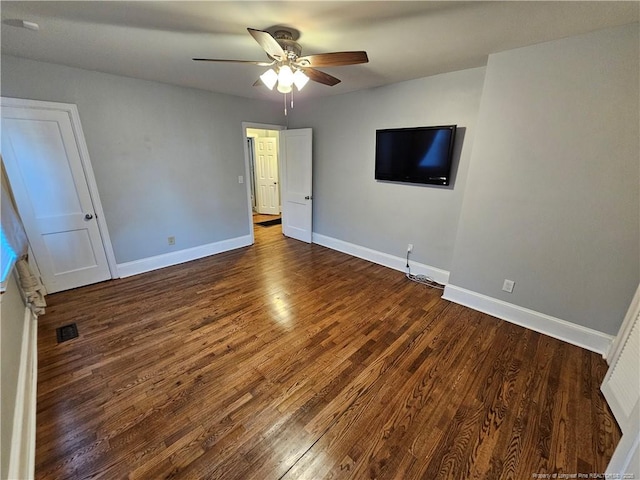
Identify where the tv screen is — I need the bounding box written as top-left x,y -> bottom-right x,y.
375,125 -> 457,186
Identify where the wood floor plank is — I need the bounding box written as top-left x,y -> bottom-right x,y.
35,225 -> 621,479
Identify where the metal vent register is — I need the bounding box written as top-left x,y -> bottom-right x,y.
56,323 -> 79,343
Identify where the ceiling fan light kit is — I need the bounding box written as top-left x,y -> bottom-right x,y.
260,65 -> 308,95
193,26 -> 368,114
293,69 -> 310,90
275,64 -> 294,93
259,68 -> 278,90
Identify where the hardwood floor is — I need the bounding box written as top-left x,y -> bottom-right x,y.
36,225 -> 620,479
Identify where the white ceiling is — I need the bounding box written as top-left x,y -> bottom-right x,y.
2,1 -> 638,102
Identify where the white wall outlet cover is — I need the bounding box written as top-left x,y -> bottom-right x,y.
238,175 -> 244,184
502,279 -> 515,293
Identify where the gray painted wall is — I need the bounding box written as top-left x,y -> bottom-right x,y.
289,67 -> 487,270
1,55 -> 283,263
448,24 -> 639,335
0,273 -> 27,479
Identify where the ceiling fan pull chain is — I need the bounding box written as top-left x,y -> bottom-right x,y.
284,92 -> 287,116
291,87 -> 294,110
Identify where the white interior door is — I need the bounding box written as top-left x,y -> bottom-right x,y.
280,128 -> 312,243
254,137 -> 280,215
1,101 -> 113,293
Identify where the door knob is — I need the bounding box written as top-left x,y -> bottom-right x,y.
85,213 -> 94,220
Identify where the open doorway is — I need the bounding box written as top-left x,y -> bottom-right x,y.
242,122 -> 285,243
242,123 -> 314,245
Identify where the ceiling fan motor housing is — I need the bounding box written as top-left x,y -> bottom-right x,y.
273,30 -> 302,60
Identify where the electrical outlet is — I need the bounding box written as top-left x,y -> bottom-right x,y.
407,243 -> 413,253
168,236 -> 176,246
238,175 -> 244,184
502,279 -> 515,293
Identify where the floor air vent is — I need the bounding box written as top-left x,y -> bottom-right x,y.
56,323 -> 79,343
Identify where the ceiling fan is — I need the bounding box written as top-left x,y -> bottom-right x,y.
193,27 -> 369,94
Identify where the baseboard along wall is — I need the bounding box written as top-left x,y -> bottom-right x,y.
117,235 -> 252,278
8,307 -> 38,480
313,233 -> 613,357
442,284 -> 613,356
312,233 -> 450,285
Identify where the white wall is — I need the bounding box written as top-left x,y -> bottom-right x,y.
1,55 -> 284,264
0,273 -> 27,479
448,24 -> 639,335
289,67 -> 486,271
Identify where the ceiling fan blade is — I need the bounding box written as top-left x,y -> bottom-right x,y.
296,51 -> 369,68
253,78 -> 264,87
247,28 -> 286,61
304,68 -> 341,86
193,58 -> 275,67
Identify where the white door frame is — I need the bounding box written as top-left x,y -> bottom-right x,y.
241,122 -> 286,244
1,97 -> 118,279
602,283 -> 640,477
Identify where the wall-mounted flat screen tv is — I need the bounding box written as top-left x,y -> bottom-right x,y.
375,125 -> 457,186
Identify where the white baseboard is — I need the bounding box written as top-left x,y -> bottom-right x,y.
8,307 -> 38,480
312,233 -> 450,285
117,235 -> 252,278
442,284 -> 614,356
